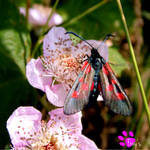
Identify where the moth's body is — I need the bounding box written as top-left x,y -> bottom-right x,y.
64,32 -> 132,116
88,48 -> 103,101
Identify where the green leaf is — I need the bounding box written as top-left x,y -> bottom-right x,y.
0,29 -> 30,74
0,0 -> 37,148
0,0 -> 31,74
108,46 -> 129,76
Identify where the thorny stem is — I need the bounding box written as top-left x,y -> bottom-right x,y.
116,0 -> 150,125
63,0 -> 109,27
31,0 -> 59,57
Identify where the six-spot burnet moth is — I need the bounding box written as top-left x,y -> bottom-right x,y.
63,32 -> 132,116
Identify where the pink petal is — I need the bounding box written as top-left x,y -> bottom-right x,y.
69,40 -> 91,60
47,108 -> 98,149
78,135 -> 99,150
29,8 -> 46,26
7,107 -> 42,148
43,27 -> 108,61
20,7 -> 46,26
47,108 -> 82,134
42,27 -> 108,81
45,84 -> 67,106
43,27 -> 71,57
19,5 -> 63,27
26,58 -> 52,91
48,13 -> 63,26
26,58 -> 67,107
43,26 -> 83,59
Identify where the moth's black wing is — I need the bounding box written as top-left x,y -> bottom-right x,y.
64,61 -> 95,115
100,63 -> 132,116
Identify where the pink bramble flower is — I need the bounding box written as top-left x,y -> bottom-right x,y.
19,4 -> 63,27
7,107 -> 99,150
26,27 -> 108,106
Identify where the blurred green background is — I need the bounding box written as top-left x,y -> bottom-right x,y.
0,0 -> 150,149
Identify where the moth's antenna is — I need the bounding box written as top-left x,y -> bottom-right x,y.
65,32 -> 94,49
103,34 -> 115,42
97,33 -> 115,49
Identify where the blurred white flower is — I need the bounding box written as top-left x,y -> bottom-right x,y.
19,4 -> 63,27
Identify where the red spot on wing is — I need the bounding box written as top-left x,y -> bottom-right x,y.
81,61 -> 88,71
105,63 -> 112,72
79,77 -> 84,82
112,79 -> 116,84
102,66 -> 109,75
98,83 -> 102,91
72,91 -> 79,98
91,82 -> 94,91
107,84 -> 113,91
117,93 -> 124,100
85,65 -> 91,74
81,83 -> 88,91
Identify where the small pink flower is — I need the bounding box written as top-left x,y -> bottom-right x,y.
26,27 -> 108,106
7,107 -> 99,150
19,4 -> 63,27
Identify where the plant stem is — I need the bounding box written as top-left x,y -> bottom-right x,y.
63,0 -> 109,27
116,0 -> 150,125
26,0 -> 30,25
31,36 -> 44,58
41,0 -> 59,35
